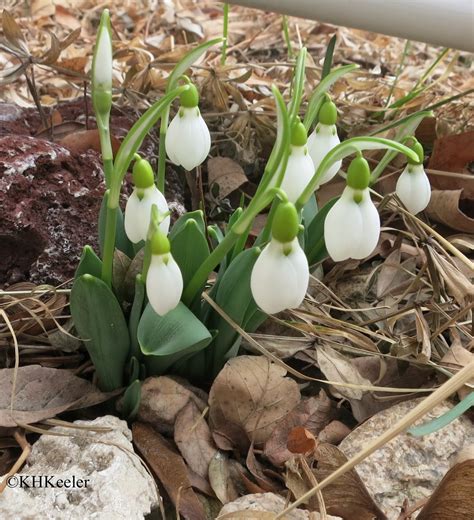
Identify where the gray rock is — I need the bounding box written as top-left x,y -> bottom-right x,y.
339,398 -> 474,519
1,415 -> 159,519
217,492 -> 341,519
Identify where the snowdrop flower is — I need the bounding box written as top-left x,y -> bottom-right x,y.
91,10 -> 112,117
280,119 -> 315,203
146,231 -> 183,316
307,98 -> 341,187
324,155 -> 380,261
165,82 -> 211,171
251,202 -> 309,314
396,140 -> 431,214
124,157 -> 170,243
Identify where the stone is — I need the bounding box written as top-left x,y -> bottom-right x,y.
338,398 -> 474,520
0,415 -> 159,519
218,492 -> 341,519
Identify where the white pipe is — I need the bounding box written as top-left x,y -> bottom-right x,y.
227,0 -> 474,53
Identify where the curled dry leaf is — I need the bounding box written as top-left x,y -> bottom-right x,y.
137,376 -> 207,435
0,365 -> 114,427
208,451 -> 240,505
313,443 -> 387,520
318,420 -> 352,444
264,392 -> 333,467
207,156 -> 248,201
426,189 -> 474,233
174,400 -> 217,480
287,427 -> 317,455
246,446 -> 282,492
208,356 -> 301,448
132,422 -> 206,520
58,129 -> 121,156
417,459 -> 474,520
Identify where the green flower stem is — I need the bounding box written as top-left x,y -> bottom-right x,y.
221,4 -> 229,66
282,16 -> 293,58
101,192 -> 118,286
157,112 -> 169,193
103,157 -> 113,188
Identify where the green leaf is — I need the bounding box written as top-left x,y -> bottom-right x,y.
126,356 -> 140,382
305,197 -> 338,266
169,210 -> 206,240
98,192 -> 134,257
302,194 -> 318,229
70,275 -> 130,391
129,274 -> 146,360
287,47 -> 307,125
167,37 -> 225,92
121,380 -> 141,421
138,302 -> 212,376
303,64 -> 359,131
322,35 -> 337,80
75,245 -> 102,280
170,219 -> 210,290
207,247 -> 260,374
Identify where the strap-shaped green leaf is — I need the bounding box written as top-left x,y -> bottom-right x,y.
303,64 -> 359,131
75,245 -> 103,280
121,379 -> 141,421
70,274 -> 130,391
305,197 -> 338,266
208,247 -> 260,374
129,274 -> 146,360
302,194 -> 319,229
98,192 -> 134,257
169,210 -> 206,240
170,219 -> 210,290
138,302 -> 212,376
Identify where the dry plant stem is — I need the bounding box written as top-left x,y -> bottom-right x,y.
298,455 -> 327,519
275,360 -> 474,518
0,430 -> 31,493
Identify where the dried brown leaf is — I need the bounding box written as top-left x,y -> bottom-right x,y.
174,400 -> 217,480
287,427 -> 317,455
58,129 -> 121,155
132,422 -> 206,520
428,131 -> 474,175
426,190 -> 474,233
208,156 -> 247,200
246,446 -> 281,492
209,356 -> 301,447
208,451 -> 239,504
2,10 -> 28,54
0,365 -> 113,427
417,459 -> 474,520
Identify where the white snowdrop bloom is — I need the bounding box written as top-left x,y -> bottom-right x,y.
146,234 -> 183,316
324,156 -> 380,261
92,10 -> 112,90
250,202 -> 309,314
124,157 -> 170,244
307,99 -> 341,187
165,83 -> 211,171
395,141 -> 431,215
280,119 -> 314,203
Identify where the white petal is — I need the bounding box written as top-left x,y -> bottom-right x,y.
165,108 -> 211,171
324,187 -> 364,261
146,255 -> 183,316
307,124 -> 341,186
251,240 -> 303,314
286,239 -> 309,308
352,190 -> 380,259
124,187 -> 170,243
93,26 -> 112,88
280,145 -> 315,203
396,164 -> 431,214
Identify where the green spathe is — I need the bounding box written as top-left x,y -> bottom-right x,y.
407,140 -> 424,165
346,155 -> 371,190
132,157 -> 155,189
272,202 -> 300,243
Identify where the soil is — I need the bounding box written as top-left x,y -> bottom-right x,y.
0,99 -> 186,286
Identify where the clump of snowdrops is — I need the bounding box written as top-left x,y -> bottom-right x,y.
70,10 -> 430,411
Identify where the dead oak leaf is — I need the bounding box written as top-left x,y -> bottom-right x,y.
209,356 -> 301,447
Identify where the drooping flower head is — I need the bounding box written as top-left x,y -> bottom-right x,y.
165,81 -> 211,171
146,231 -> 183,316
396,139 -> 431,215
307,97 -> 342,187
91,9 -> 113,118
124,156 -> 170,244
280,118 -> 315,203
251,202 -> 309,314
324,154 -> 380,261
